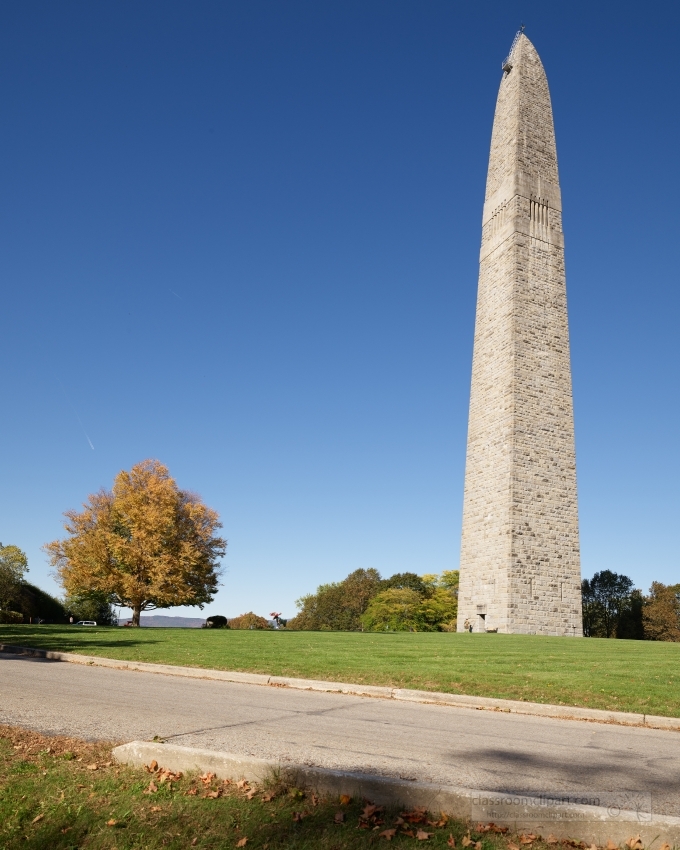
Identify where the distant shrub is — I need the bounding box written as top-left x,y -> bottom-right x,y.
0,610 -> 23,624
205,615 -> 229,629
228,612 -> 271,630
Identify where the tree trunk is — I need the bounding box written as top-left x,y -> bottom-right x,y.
131,605 -> 142,627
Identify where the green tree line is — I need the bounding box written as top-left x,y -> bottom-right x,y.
286,569 -> 460,632
582,570 -> 680,641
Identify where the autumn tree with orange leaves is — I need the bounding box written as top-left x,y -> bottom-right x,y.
45,460 -> 226,626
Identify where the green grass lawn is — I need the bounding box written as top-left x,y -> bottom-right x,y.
2,723 -> 519,850
2,625 -> 679,718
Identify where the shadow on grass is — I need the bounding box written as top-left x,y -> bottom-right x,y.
0,637 -> 160,653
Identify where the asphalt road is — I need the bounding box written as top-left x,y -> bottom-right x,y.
2,653 -> 679,816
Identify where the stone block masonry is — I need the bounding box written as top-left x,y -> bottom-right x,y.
457,33 -> 583,636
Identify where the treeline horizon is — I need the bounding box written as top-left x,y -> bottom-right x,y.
2,541 -> 679,640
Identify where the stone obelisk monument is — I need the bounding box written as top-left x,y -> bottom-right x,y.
457,32 -> 583,636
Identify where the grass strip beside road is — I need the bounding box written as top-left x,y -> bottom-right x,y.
0,723 -> 540,850
1,625 -> 679,718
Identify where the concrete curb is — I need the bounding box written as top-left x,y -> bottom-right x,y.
113,740 -> 680,845
2,642 -> 679,731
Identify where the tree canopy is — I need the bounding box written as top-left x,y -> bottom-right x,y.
45,459 -> 226,626
582,570 -> 637,638
0,542 -> 29,613
643,582 -> 680,642
287,568 -> 459,632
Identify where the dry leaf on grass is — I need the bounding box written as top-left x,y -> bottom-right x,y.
416,830 -> 433,840
379,828 -> 397,840
462,837 -> 473,847
150,806 -> 162,812
589,845 -> 598,850
236,839 -> 248,848
508,843 -> 521,850
237,779 -> 249,790
626,839 -> 643,850
200,772 -> 216,785
205,790 -> 221,799
520,835 -> 538,845
262,791 -> 276,802
245,789 -> 258,800
547,837 -> 559,846
447,837 -> 456,848
87,763 -> 98,771
401,807 -> 428,824
334,812 -> 345,824
185,787 -> 198,796
605,843 -> 618,850
106,819 -> 117,827
191,840 -> 198,847
146,760 -> 159,772
292,811 -> 306,822
660,845 -> 671,850
32,814 -> 44,824
143,780 -> 158,794
339,794 -> 351,805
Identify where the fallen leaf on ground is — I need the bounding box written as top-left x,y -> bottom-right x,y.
334,812 -> 345,824
520,835 -> 538,845
200,772 -> 216,785
185,787 -> 198,796
605,843 -> 618,850
150,806 -> 162,812
363,804 -> 379,818
147,760 -> 159,772
339,794 -> 351,805
32,814 -> 44,824
508,843 -> 521,850
462,837 -> 473,847
205,790 -> 221,799
87,763 -> 98,771
191,840 -> 197,847
143,780 -> 158,794
660,845 -> 671,850
237,779 -> 249,790
401,807 -> 428,824
311,793 -> 319,806
262,791 -> 276,802
292,811 -> 306,822
627,838 -> 643,850
379,828 -> 397,840
236,839 -> 248,848
106,819 -> 117,827
416,830 -> 433,840
447,836 -> 456,848
589,844 -> 598,850
430,814 -> 449,827
547,837 -> 559,846
246,789 -> 258,800
401,829 -> 416,838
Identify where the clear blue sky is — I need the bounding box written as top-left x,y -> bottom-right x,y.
1,1 -> 678,621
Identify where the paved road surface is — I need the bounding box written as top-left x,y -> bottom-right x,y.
2,653 -> 679,816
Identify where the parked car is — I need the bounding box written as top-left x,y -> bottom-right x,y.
75,620 -> 97,626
